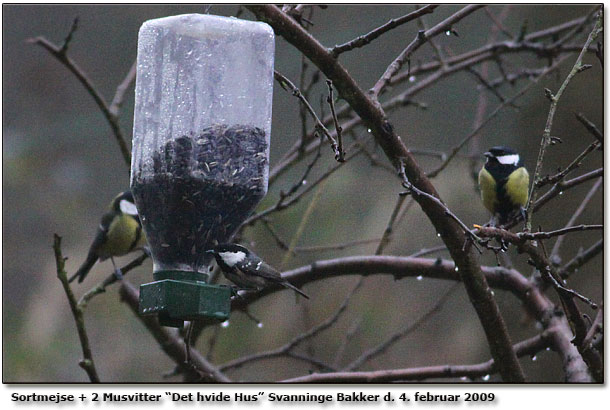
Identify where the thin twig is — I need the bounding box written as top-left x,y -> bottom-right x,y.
559,239 -> 603,279
241,143 -> 363,229
536,141 -> 601,188
281,331 -> 554,383
400,161 -> 483,254
575,113 -> 603,147
371,5 -> 485,97
524,12 -> 603,231
219,279 -> 362,372
326,80 -> 345,161
428,55 -> 571,178
77,252 -> 149,309
331,5 -> 439,56
579,305 -> 603,382
483,7 -> 513,39
53,234 -> 100,383
344,282 -> 460,371
476,227 -> 598,323
550,178 -> 602,259
28,25 -> 131,168
109,60 -> 137,116
517,224 -> 602,240
274,70 -> 341,159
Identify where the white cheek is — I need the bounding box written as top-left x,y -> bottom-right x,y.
497,154 -> 519,166
219,251 -> 246,267
120,200 -> 139,216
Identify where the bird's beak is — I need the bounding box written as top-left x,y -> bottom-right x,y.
484,151 -> 493,158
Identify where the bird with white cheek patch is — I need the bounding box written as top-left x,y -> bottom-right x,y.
69,190 -> 148,284
208,243 -> 309,299
478,146 -> 530,226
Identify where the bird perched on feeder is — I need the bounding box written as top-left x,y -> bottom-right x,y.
478,146 -> 530,226
207,243 -> 309,299
69,190 -> 147,284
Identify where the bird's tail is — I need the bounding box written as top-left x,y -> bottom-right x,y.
283,281 -> 309,299
68,253 -> 98,284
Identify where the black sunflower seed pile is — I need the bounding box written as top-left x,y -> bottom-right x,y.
132,124 -> 268,273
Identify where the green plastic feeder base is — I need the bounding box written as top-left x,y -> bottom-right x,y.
139,271 -> 231,328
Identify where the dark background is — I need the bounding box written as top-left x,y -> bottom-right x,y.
2,4 -> 603,382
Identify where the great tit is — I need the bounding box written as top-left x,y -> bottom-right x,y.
69,190 -> 147,284
478,146 -> 530,225
207,243 -> 309,299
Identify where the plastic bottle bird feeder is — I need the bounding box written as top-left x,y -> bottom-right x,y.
130,14 -> 275,328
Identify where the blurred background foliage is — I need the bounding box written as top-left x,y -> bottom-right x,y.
2,4 -> 602,382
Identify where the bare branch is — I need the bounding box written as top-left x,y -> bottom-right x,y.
579,305 -> 603,382
274,70 -> 341,159
550,178 -> 602,259
219,279 -> 362,373
559,239 -> 603,279
517,224 -> 602,240
109,60 -> 137,116
118,281 -> 231,383
524,12 -> 603,231
331,5 -> 439,56
371,5 -> 485,97
28,26 -> 131,167
536,141 -> 601,188
344,282 -> 460,371
282,331 -> 554,383
53,234 -> 100,383
428,55 -> 571,178
248,4 -> 524,382
575,113 -> 603,147
326,80 -> 345,161
77,252 -> 149,309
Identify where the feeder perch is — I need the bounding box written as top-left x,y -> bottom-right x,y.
130,14 -> 275,327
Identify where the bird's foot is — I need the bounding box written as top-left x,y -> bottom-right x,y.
113,268 -> 124,281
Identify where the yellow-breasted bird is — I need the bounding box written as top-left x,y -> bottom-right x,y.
69,190 -> 147,283
478,146 -> 530,226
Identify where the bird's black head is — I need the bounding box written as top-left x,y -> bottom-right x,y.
484,146 -> 522,168
210,243 -> 249,255
207,243 -> 251,269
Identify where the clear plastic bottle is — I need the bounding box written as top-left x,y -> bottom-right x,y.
130,14 -> 275,275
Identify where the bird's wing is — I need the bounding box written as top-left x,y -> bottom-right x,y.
235,257 -> 283,281
68,214 -> 112,283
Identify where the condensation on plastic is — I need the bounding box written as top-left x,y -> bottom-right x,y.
130,14 -> 274,274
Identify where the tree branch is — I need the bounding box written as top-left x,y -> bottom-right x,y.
247,4 -> 524,382
371,5 -> 485,97
53,234 -> 100,383
118,280 -> 231,383
331,5 -> 439,56
281,331 -> 554,383
524,12 -> 603,231
28,24 -> 131,168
